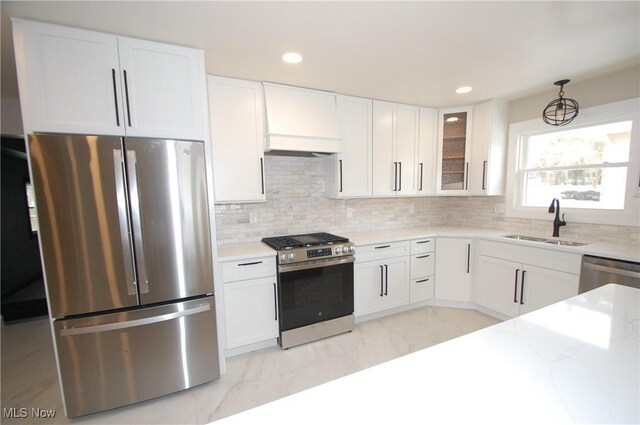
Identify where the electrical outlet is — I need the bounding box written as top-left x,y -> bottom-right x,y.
346,207 -> 354,218
409,204 -> 415,214
249,212 -> 258,224
494,203 -> 505,214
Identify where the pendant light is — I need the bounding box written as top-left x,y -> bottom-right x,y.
543,79 -> 579,126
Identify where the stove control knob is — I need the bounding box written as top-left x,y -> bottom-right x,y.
335,246 -> 344,254
280,254 -> 287,263
348,245 -> 355,253
288,253 -> 296,261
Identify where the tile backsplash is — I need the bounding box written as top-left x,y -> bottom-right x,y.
214,155 -> 640,246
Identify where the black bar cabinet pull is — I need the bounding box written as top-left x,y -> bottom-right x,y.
464,162 -> 469,190
238,261 -> 262,267
513,268 -> 520,303
339,159 -> 343,192
419,162 -> 424,191
375,245 -> 391,249
379,265 -> 384,297
384,264 -> 389,296
520,270 -> 526,305
273,283 -> 277,321
260,158 -> 265,194
416,278 -> 430,283
393,162 -> 398,191
398,162 -> 402,191
416,240 -> 431,244
123,70 -> 132,127
466,244 -> 470,273
111,69 -> 120,126
482,160 -> 487,190
416,255 -> 430,259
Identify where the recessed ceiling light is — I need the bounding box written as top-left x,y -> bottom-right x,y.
456,86 -> 472,94
282,52 -> 303,64
446,117 -> 460,123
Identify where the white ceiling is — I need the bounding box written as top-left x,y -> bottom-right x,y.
1,1 -> 639,107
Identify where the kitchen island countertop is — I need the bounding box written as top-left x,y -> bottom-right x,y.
215,283 -> 639,424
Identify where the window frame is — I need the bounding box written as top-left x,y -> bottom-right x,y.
505,98 -> 640,227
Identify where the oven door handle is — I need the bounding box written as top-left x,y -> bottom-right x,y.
278,256 -> 355,273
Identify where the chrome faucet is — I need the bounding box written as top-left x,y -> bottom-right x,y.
548,198 -> 566,237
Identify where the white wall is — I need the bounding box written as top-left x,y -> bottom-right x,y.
1,95 -> 23,135
509,66 -> 640,124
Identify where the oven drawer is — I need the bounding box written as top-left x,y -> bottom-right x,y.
410,253 -> 435,279
222,255 -> 277,282
356,240 -> 410,263
411,238 -> 435,255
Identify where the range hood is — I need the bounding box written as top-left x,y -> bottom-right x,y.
263,83 -> 342,154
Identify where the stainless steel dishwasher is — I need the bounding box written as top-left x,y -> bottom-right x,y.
579,255 -> 640,293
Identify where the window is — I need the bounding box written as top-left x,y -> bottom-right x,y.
506,98 -> 639,227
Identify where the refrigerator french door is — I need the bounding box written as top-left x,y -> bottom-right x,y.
28,134 -> 220,417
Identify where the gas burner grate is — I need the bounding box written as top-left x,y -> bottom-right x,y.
262,232 -> 349,250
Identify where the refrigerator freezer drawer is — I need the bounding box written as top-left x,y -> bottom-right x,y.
54,296 -> 220,417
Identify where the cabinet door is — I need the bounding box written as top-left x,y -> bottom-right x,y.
372,101 -> 397,196
224,277 -> 278,349
417,107 -> 438,195
520,265 -> 579,315
118,37 -> 205,140
470,100 -> 508,196
208,76 -> 265,202
354,260 -> 385,316
13,19 -> 124,135
434,238 -> 472,301
336,95 -> 373,197
437,107 -> 472,194
383,256 -> 410,309
395,104 -> 419,196
475,255 -> 521,318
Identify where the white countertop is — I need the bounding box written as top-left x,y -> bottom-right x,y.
216,241 -> 276,262
216,226 -> 640,262
215,284 -> 639,424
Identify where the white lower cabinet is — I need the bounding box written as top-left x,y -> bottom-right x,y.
474,241 -> 580,318
410,237 -> 436,303
434,238 -> 472,302
355,254 -> 410,316
221,256 -> 278,350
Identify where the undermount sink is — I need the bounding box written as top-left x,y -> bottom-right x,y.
543,240 -> 589,247
503,235 -> 548,242
503,235 -> 589,246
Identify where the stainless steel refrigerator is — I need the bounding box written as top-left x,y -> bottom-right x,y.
28,134 -> 220,418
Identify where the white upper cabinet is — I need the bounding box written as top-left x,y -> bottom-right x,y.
417,107 -> 438,195
207,76 -> 265,203
469,100 -> 509,196
12,19 -> 124,136
372,100 -> 419,196
117,37 -> 205,140
12,19 -> 206,140
436,106 -> 472,195
263,83 -> 341,153
326,95 -> 373,198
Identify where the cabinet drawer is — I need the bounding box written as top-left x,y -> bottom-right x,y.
221,256 -> 276,282
411,238 -> 435,254
356,240 -> 410,263
410,253 -> 435,279
410,277 -> 434,303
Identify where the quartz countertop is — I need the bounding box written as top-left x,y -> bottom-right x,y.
214,284 -> 639,424
216,241 -> 275,262
216,226 -> 639,263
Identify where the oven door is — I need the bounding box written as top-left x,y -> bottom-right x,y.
278,257 -> 354,331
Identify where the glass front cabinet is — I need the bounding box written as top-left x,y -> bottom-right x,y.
437,107 -> 472,194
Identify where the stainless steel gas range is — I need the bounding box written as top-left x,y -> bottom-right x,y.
262,232 -> 355,349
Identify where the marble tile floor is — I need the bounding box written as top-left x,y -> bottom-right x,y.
1,307 -> 499,424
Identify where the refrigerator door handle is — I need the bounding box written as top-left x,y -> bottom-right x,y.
113,149 -> 137,296
59,303 -> 211,337
126,149 -> 149,294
